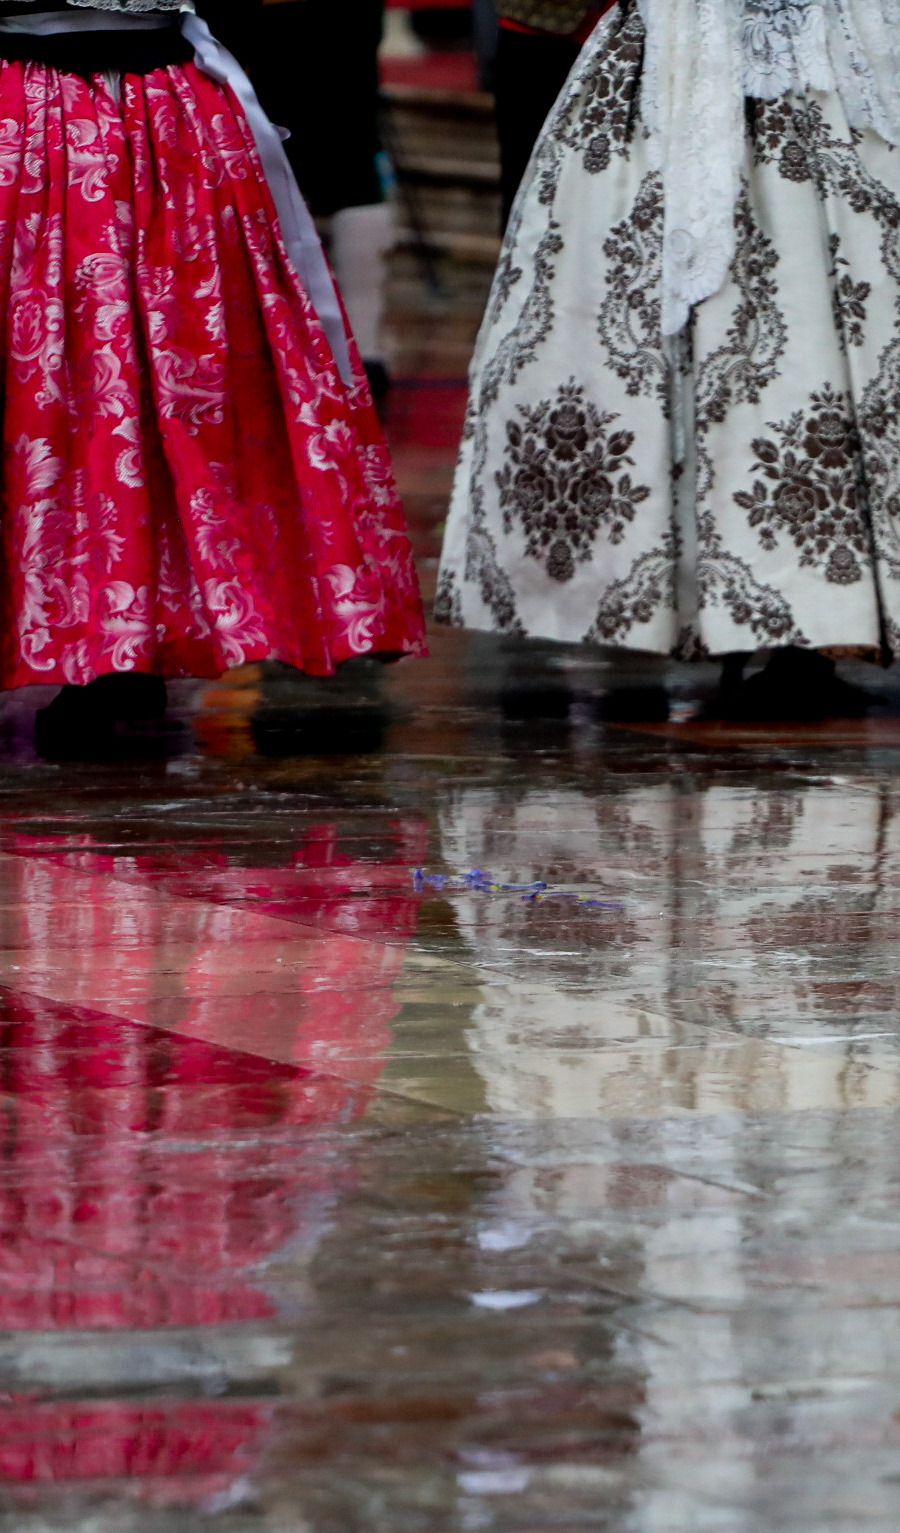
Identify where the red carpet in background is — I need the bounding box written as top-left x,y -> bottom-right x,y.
381,52 -> 480,92
387,379 -> 469,452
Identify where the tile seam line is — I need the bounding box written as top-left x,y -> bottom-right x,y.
0,848 -> 533,991
0,981 -> 469,1119
0,847 -> 440,962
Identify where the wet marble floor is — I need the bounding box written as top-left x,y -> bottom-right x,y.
0,625 -> 898,1533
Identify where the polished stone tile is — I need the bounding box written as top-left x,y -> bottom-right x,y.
0,459 -> 896,1527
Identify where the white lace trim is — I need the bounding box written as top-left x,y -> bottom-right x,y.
639,0 -> 745,336
2,2 -> 189,12
624,0 -> 900,333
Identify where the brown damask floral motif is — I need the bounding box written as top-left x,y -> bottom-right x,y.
433,568 -> 462,628
735,385 -> 871,585
487,193 -> 527,327
569,9 -> 644,173
753,95 -> 900,596
689,193 -> 802,645
584,185 -> 798,650
464,526 -> 526,635
496,381 -> 651,583
488,248 -> 523,327
598,174 -> 669,408
751,98 -> 815,182
829,234 -> 871,348
490,222 -> 565,391
458,220 -> 568,631
589,534 -> 804,652
756,96 -> 900,242
859,338 -> 900,583
588,536 -> 679,645
694,193 -> 787,439
537,5 -> 644,205
695,554 -> 804,646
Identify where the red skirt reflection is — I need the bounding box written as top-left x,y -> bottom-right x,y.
0,817 -> 426,1503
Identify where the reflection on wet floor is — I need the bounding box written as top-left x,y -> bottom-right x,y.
0,634 -> 899,1532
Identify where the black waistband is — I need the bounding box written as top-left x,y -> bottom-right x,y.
0,29 -> 192,75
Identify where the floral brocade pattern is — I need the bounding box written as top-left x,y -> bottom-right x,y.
436,0 -> 900,659
536,5 -> 643,205
0,60 -> 425,689
496,382 -> 651,583
735,387 -> 870,585
598,175 -> 669,408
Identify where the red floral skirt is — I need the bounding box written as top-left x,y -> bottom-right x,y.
0,60 -> 427,689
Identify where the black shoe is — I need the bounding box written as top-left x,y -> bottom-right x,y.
709,648 -> 872,722
36,674 -> 168,759
500,682 -> 572,722
595,686 -> 670,724
85,673 -> 167,722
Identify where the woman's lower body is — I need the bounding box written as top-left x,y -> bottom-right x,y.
436,2 -> 900,679
0,50 -> 425,693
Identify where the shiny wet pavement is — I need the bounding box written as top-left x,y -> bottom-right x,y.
0,636 -> 899,1533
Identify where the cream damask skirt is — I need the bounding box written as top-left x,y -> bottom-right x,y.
436,0 -> 900,659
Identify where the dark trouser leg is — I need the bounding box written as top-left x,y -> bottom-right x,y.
259,0 -> 391,375
261,0 -> 386,217
472,0 -> 499,89
720,653 -> 750,691
494,28 -> 581,228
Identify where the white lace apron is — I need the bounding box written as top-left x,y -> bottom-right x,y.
0,0 -> 354,384
633,0 -> 900,333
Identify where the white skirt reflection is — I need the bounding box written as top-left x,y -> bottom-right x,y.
438,778 -> 900,1118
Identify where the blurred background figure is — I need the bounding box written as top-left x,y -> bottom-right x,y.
261,0 -> 394,404
384,2 -> 609,226
472,0 -> 499,88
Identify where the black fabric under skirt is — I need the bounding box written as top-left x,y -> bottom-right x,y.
0,29 -> 191,75
261,0 -> 385,216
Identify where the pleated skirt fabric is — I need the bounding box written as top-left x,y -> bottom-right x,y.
0,58 -> 426,688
